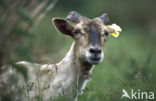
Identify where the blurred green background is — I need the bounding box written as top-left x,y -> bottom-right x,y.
0,0 -> 156,101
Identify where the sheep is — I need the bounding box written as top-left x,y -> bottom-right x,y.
0,11 -> 121,101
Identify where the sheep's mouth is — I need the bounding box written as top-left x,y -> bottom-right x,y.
90,57 -> 101,61
87,56 -> 102,65
85,51 -> 104,65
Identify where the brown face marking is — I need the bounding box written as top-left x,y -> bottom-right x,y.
87,22 -> 101,46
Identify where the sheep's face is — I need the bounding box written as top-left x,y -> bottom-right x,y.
53,11 -> 121,65
72,19 -> 109,65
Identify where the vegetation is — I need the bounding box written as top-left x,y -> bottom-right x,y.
0,0 -> 156,101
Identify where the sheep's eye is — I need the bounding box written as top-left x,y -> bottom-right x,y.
73,29 -> 81,34
104,31 -> 109,36
73,29 -> 83,38
101,31 -> 109,37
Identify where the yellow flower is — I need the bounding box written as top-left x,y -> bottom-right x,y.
108,24 -> 122,38
111,32 -> 120,38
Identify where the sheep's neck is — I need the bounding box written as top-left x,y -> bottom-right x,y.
59,42 -> 93,95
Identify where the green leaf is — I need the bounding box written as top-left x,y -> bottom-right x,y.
11,63 -> 28,81
43,84 -> 50,90
0,22 -> 6,29
11,26 -> 30,36
26,82 -> 34,91
15,46 -> 33,62
10,74 -> 19,85
0,0 -> 10,8
17,8 -> 33,24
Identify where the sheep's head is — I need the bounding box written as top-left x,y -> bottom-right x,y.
53,11 -> 121,65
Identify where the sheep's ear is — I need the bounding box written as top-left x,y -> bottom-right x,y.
52,18 -> 73,37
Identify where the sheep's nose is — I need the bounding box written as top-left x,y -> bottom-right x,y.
89,48 -> 102,54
